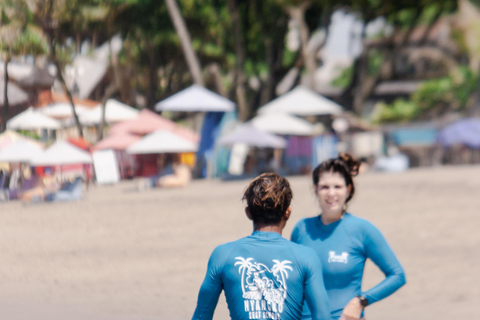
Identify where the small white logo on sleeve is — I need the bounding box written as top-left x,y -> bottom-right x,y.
328,251 -> 348,264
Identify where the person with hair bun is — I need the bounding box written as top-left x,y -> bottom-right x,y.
192,172 -> 331,320
291,154 -> 406,320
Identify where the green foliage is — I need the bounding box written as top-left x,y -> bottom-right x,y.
368,50 -> 383,76
372,99 -> 420,124
373,66 -> 478,124
331,65 -> 353,88
413,66 -> 477,112
282,48 -> 297,68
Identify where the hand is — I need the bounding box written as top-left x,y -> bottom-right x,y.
339,297 -> 363,320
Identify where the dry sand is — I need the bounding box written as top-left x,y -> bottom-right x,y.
0,165 -> 479,320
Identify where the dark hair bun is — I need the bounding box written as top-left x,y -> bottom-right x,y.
338,153 -> 360,177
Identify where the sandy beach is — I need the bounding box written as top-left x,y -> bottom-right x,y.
0,164 -> 479,320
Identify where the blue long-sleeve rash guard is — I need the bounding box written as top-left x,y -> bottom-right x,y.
192,231 -> 331,320
291,213 -> 406,320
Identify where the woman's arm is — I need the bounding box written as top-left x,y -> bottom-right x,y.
361,223 -> 406,305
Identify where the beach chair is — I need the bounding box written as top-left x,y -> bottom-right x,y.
45,177 -> 83,202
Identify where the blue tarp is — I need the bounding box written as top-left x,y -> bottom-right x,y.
390,127 -> 437,146
311,134 -> 338,167
437,118 -> 480,148
197,112 -> 225,178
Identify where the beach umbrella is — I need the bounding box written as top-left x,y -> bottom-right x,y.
79,99 -> 139,125
0,130 -> 45,150
257,85 -> 343,116
39,102 -> 90,118
155,84 -> 235,112
127,130 -> 198,154
0,140 -> 44,163
31,141 -> 92,166
251,113 -> 314,136
7,107 -> 62,130
437,118 -> 480,148
94,133 -> 141,151
217,123 -> 287,148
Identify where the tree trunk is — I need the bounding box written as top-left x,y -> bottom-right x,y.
2,58 -> 10,133
227,0 -> 249,121
146,40 -> 157,110
286,2 -> 315,90
98,37 -> 121,140
97,83 -> 117,140
165,0 -> 204,86
43,0 -> 83,137
54,59 -> 83,138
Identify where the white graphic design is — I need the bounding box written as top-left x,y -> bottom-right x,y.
328,251 -> 349,264
235,257 -> 292,320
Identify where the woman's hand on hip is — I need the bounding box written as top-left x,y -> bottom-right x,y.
339,297 -> 363,320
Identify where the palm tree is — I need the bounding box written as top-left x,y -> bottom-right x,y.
0,0 -> 47,132
272,259 -> 293,296
235,257 -> 254,295
164,0 -> 204,86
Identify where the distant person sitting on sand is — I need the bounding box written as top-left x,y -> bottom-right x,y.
156,154 -> 191,188
18,167 -> 60,203
192,172 -> 331,320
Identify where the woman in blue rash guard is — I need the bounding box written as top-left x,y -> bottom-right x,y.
192,172 -> 331,320
291,154 -> 406,320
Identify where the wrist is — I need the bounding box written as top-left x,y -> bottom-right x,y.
356,295 -> 368,308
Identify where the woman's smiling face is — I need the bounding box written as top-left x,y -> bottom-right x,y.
315,171 -> 351,215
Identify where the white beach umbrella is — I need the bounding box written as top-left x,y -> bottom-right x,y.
40,102 -> 90,118
31,141 -> 92,165
0,140 -> 44,163
127,130 -> 198,154
155,84 -> 235,112
79,99 -> 139,125
7,107 -> 62,130
257,85 -> 343,116
251,113 -> 314,136
217,123 -> 287,148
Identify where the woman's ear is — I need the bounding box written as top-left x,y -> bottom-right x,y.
347,184 -> 352,198
245,207 -> 253,220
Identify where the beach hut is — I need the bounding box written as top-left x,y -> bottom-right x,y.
127,130 -> 198,177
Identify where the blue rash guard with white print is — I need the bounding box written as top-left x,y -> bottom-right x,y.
192,231 -> 331,320
291,213 -> 406,320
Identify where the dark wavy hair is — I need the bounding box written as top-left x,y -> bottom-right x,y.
312,153 -> 361,203
243,172 -> 293,225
